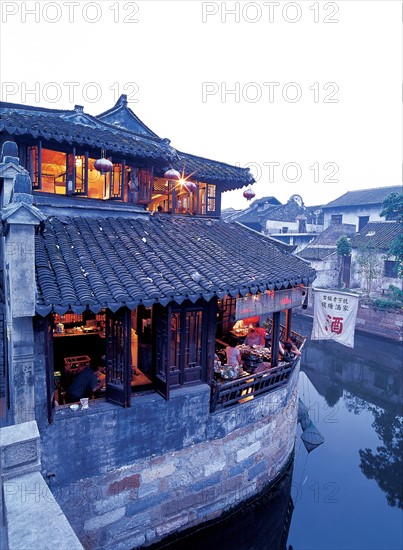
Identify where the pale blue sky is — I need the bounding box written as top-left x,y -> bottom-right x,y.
0,1 -> 400,209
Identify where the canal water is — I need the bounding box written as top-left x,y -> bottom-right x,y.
150,316 -> 403,550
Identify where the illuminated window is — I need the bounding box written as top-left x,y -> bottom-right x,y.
207,184 -> 216,212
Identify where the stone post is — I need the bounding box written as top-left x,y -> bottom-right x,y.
0,142 -> 46,425
0,421 -> 84,550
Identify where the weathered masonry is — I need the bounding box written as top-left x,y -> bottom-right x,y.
0,98 -> 315,549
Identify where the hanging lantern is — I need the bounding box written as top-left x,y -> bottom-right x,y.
94,156 -> 113,175
243,186 -> 255,201
164,168 -> 181,181
183,181 -> 196,193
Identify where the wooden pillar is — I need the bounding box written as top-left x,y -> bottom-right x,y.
271,311 -> 280,367
285,309 -> 292,341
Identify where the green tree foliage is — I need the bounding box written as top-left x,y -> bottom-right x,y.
336,235 -> 352,257
336,235 -> 352,288
380,192 -> 403,223
380,192 -> 403,278
356,242 -> 381,295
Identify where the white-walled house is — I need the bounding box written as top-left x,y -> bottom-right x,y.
349,221 -> 403,294
297,224 -> 356,288
322,186 -> 402,231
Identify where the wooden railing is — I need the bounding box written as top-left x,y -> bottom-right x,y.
210,359 -> 297,413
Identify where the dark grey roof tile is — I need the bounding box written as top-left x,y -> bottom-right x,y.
350,221 -> 402,250
324,186 -> 402,209
35,215 -> 316,314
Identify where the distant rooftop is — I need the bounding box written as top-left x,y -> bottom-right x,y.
323,186 -> 402,209
350,221 -> 403,250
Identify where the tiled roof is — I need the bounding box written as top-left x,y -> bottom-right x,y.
236,220 -> 263,232
0,103 -> 175,164
224,197 -> 279,223
264,199 -> 314,223
350,221 -> 403,250
323,186 -> 402,209
96,95 -> 160,138
297,224 -> 356,261
309,223 -> 356,246
35,215 -> 316,315
298,247 -> 336,261
306,206 -> 324,225
0,100 -> 254,189
172,151 -> 254,191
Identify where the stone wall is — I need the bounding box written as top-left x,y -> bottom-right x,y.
355,305 -> 403,341
0,300 -> 5,420
39,367 -> 299,550
0,421 -> 83,550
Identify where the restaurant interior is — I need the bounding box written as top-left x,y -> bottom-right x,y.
51,290 -> 304,407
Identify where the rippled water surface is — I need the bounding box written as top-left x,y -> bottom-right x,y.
151,317 -> 403,550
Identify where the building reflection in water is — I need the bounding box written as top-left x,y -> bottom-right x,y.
149,317 -> 402,549
295,314 -> 403,512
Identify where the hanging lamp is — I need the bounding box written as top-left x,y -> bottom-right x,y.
94,149 -> 113,174
183,181 -> 196,193
164,168 -> 181,181
243,186 -> 255,201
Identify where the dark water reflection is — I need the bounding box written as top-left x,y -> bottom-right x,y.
289,315 -> 402,550
150,317 -> 403,550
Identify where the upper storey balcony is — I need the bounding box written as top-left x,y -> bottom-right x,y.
0,95 -> 254,218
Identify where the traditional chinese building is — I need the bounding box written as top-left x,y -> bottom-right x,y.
0,97 -> 315,549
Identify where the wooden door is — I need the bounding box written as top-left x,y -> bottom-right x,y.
105,308 -> 131,407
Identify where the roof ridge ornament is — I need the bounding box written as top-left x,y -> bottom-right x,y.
1,140 -> 19,165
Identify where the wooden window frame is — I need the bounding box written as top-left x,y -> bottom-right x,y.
331,214 -> 343,225
384,260 -> 398,278
358,216 -> 370,232
27,142 -> 42,189
108,160 -> 125,200
136,167 -> 154,204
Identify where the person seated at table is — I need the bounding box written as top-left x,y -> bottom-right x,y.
244,327 -> 264,347
254,323 -> 268,346
225,338 -> 242,366
66,361 -> 103,403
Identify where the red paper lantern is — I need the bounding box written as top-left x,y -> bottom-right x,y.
94,157 -> 113,175
243,187 -> 255,201
164,168 -> 181,181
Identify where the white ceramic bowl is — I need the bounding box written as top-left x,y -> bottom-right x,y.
70,404 -> 79,411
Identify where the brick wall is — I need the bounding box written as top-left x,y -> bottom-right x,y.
39,367 -> 300,550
